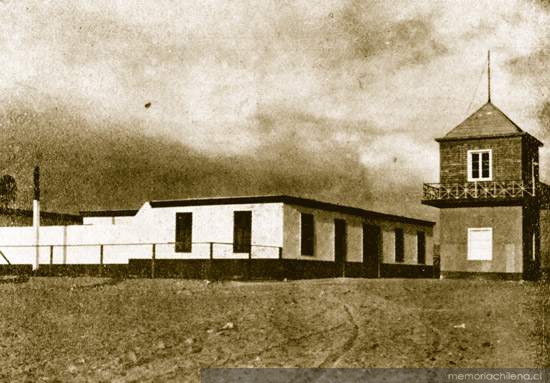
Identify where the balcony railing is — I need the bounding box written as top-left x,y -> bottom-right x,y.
422,180 -> 537,202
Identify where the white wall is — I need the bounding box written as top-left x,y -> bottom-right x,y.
83,216 -> 135,225
0,200 -> 432,267
0,202 -> 284,265
133,202 -> 284,259
83,217 -> 114,225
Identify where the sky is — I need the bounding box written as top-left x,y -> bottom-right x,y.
0,0 -> 548,218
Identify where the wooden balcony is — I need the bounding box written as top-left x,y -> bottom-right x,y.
422,180 -> 540,207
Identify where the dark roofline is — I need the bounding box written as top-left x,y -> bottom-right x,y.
80,209 -> 139,217
435,131 -> 543,146
0,208 -> 82,221
437,102 -> 544,146
149,195 -> 435,227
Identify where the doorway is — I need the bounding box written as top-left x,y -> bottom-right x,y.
363,224 -> 381,278
334,219 -> 347,277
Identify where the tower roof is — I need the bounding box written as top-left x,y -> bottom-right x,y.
436,102 -> 542,146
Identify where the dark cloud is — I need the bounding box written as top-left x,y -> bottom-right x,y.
506,47 -> 549,78
540,0 -> 550,8
459,19 -> 498,41
506,47 -> 550,131
0,101 -> 434,220
538,102 -> 550,133
338,3 -> 448,67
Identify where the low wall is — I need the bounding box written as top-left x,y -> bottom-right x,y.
441,271 -> 522,280
127,259 -> 436,280
34,264 -> 129,278
380,263 -> 436,278
0,264 -> 33,276
0,258 -> 438,280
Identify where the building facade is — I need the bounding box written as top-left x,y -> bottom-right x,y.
422,102 -> 546,280
0,195 -> 435,279
0,208 -> 81,227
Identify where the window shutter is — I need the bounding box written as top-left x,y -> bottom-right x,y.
481,152 -> 490,178
471,153 -> 480,179
467,228 -> 492,260
301,213 -> 314,256
233,211 -> 252,253
175,213 -> 192,253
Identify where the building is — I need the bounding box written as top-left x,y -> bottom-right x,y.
0,208 -> 81,226
0,195 -> 435,279
80,209 -> 138,225
422,100 -> 549,280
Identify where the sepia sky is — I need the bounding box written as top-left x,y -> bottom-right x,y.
0,0 -> 548,217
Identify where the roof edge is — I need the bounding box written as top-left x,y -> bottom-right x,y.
0,208 -> 82,220
80,209 -> 139,217
435,131 -> 542,146
150,195 -> 435,227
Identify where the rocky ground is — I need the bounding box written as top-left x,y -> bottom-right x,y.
0,277 -> 548,382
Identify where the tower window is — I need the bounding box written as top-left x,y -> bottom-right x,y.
467,149 -> 492,181
467,228 -> 492,260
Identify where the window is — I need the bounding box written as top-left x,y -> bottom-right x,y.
301,213 -> 314,256
233,211 -> 252,253
417,231 -> 426,264
467,149 -> 492,181
175,213 -> 192,253
395,228 -> 404,263
467,228 -> 492,260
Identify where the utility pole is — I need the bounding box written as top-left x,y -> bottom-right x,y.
33,165 -> 40,271
487,50 -> 491,103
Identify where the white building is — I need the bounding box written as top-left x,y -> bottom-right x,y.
0,195 -> 435,279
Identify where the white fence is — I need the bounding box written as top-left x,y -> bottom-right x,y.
0,225 -> 282,267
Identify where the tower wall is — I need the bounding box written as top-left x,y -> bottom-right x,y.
539,210 -> 550,275
440,205 -> 523,278
440,137 -> 523,184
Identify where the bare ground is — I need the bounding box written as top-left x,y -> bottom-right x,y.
0,277 -> 548,382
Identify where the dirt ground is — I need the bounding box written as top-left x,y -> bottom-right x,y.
0,277 -> 548,382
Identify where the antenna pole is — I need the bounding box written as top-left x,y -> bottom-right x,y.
33,165 -> 40,271
487,50 -> 491,103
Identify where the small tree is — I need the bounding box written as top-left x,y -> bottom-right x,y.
0,175 -> 17,208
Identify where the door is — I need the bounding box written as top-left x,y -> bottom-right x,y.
363,224 -> 380,278
334,219 -> 347,277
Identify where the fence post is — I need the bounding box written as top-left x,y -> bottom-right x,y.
278,247 -> 284,280
208,242 -> 214,280
151,243 -> 156,279
247,247 -> 252,280
99,245 -> 104,277
49,245 -> 53,276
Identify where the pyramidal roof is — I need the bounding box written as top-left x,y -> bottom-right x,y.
437,102 -> 542,145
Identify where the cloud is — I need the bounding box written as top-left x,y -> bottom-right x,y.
0,0 -> 548,223
0,100 -> 437,220
338,4 -> 448,68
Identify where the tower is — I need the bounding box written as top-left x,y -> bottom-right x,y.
422,54 -> 543,280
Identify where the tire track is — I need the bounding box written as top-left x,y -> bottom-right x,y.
317,304 -> 359,368
221,322 -> 347,366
